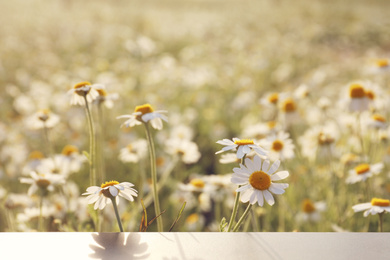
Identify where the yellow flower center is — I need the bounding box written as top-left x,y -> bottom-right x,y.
73,81 -> 91,96
267,121 -> 276,129
126,144 -> 134,152
302,199 -> 316,213
97,88 -> 107,97
349,84 -> 365,98
372,114 -> 386,123
375,59 -> 389,68
267,93 -> 279,104
282,98 -> 296,112
36,179 -> 51,189
354,164 -> 370,175
61,145 -> 79,156
318,132 -> 334,145
365,90 -> 375,100
186,213 -> 199,224
190,178 -> 205,189
101,180 -> 119,189
135,104 -> 154,115
28,150 -> 45,160
37,109 -> 50,122
234,139 -> 254,146
371,198 -> 390,207
249,171 -> 271,190
272,140 -> 284,151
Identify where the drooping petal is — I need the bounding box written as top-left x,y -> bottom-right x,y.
242,145 -> 251,155
249,191 -> 257,205
109,186 -> 119,197
231,176 -> 249,185
236,146 -> 245,159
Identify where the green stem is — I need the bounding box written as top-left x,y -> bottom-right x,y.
39,195 -> 43,232
84,96 -> 96,186
42,123 -> 53,158
111,198 -> 124,232
144,122 -> 163,232
97,104 -> 105,184
227,155 -> 246,232
379,212 -> 384,232
233,203 -> 253,232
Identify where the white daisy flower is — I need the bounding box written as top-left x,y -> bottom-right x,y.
367,114 -> 387,130
119,139 -> 148,163
279,97 -> 300,127
26,109 -> 60,130
82,180 -> 138,210
231,155 -> 289,206
259,131 -> 295,161
368,58 -> 390,74
165,138 -> 201,164
296,199 -> 326,223
67,81 -> 101,106
346,83 -> 369,112
215,138 -> 267,159
345,162 -> 384,184
353,198 -> 390,217
94,86 -> 119,109
117,103 -> 168,130
20,171 -> 66,196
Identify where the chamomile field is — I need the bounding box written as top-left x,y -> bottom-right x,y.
1,0 -> 390,232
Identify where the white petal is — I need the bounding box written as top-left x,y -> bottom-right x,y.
151,118 -> 163,130
240,188 -> 253,203
263,190 -> 275,206
268,184 -> 286,194
236,146 -> 245,159
253,155 -> 262,170
222,145 -> 237,152
257,190 -> 264,206
252,146 -> 268,156
119,191 -> 135,201
114,184 -> 124,190
270,183 -> 289,190
245,157 -> 257,173
216,139 -> 234,145
236,184 -> 251,193
109,186 -> 119,197
268,160 -> 281,175
242,145 -> 251,154
231,176 -> 249,185
249,192 -> 257,205
262,160 -> 270,172
271,171 -> 289,181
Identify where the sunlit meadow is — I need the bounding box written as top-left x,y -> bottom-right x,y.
1,0 -> 390,232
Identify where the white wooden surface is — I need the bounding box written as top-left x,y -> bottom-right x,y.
0,232 -> 389,260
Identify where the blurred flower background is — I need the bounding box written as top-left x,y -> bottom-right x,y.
1,0 -> 390,232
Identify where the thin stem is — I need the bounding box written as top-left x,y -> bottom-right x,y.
356,112 -> 365,156
233,203 -> 253,232
378,212 -> 384,232
42,123 -> 53,158
39,195 -> 43,232
97,104 -> 105,184
84,96 -> 96,186
144,122 -> 163,232
111,198 -> 124,232
227,155 -> 246,232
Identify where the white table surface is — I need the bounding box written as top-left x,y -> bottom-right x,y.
0,232 -> 389,260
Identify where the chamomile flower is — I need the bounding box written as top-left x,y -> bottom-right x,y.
20,171 -> 66,196
279,97 -> 300,127
82,181 -> 138,210
346,83 -> 369,112
119,139 -> 148,163
215,138 -> 267,159
26,109 -> 60,130
352,198 -> 390,217
117,103 -> 168,130
259,131 -> 295,161
67,81 -> 101,106
296,199 -> 326,223
367,114 -> 387,130
165,138 -> 201,164
345,162 -> 384,184
231,155 -> 289,206
368,58 -> 390,74
94,86 -> 119,109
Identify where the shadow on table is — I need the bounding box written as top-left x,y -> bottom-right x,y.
89,233 -> 150,260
